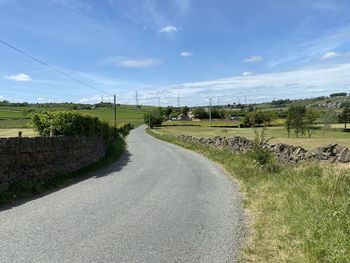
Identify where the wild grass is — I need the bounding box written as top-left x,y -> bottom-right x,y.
148,129 -> 350,262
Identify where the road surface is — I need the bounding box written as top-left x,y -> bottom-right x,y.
0,126 -> 245,262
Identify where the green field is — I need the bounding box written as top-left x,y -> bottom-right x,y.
155,123 -> 350,150
0,104 -> 154,136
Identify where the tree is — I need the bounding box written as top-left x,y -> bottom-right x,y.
144,109 -> 164,129
320,109 -> 337,137
304,108 -> 319,138
243,111 -> 271,127
165,106 -> 173,118
181,106 -> 190,115
338,106 -> 350,131
330,92 -> 347,97
285,106 -> 306,138
192,108 -> 208,119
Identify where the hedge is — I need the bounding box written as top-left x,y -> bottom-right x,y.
31,111 -> 117,140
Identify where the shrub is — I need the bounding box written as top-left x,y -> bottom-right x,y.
117,123 -> 134,136
31,111 -> 117,140
144,109 -> 164,128
250,128 -> 279,172
243,111 -> 271,127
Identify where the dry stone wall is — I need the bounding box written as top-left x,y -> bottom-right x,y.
0,136 -> 108,192
177,135 -> 350,164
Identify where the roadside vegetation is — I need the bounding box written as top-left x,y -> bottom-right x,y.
147,128 -> 350,262
144,93 -> 350,262
0,111 -> 133,206
0,100 -> 153,137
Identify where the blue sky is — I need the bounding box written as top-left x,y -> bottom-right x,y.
1,0 -> 350,105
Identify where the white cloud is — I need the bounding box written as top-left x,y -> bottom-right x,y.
117,58 -> 163,68
179,51 -> 193,57
243,55 -> 264,63
158,25 -> 178,33
321,51 -> 341,60
4,73 -> 31,81
37,97 -> 45,101
136,63 -> 350,105
242,72 -> 253,76
100,56 -> 163,68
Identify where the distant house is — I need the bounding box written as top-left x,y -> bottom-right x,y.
177,114 -> 191,121
188,111 -> 195,119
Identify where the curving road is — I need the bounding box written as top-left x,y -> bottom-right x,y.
0,126 -> 245,263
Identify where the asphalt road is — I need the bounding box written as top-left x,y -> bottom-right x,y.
0,126 -> 245,263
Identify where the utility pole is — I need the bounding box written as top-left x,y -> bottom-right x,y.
217,97 -> 220,107
135,91 -> 139,107
177,95 -> 180,108
113,94 -> 117,127
208,98 -> 212,124
245,95 -> 247,105
158,97 -> 161,107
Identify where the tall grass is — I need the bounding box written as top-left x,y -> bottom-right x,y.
148,129 -> 350,262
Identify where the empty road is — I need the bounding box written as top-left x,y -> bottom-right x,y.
0,126 -> 245,262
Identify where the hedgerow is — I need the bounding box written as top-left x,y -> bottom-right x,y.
31,111 -> 117,140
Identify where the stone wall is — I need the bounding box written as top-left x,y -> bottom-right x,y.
0,136 -> 108,192
177,135 -> 350,164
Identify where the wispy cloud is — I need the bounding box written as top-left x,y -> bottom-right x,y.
241,71 -> 253,76
243,55 -> 264,63
268,28 -> 350,68
321,51 -> 341,60
179,51 -> 193,57
118,58 -> 163,68
4,73 -> 31,81
320,51 -> 350,60
99,57 -> 163,68
158,25 -> 178,33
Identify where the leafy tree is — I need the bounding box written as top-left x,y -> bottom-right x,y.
304,108 -> 319,138
340,102 -> 350,109
144,109 -> 164,129
243,111 -> 271,127
181,106 -> 190,115
285,106 -> 307,138
165,106 -> 173,118
338,105 -> 350,130
330,92 -> 347,97
320,109 -> 337,137
192,108 -> 208,119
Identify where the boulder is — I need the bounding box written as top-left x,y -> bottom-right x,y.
338,147 -> 350,163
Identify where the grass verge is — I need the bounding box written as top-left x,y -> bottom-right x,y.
0,136 -> 126,206
147,128 -> 350,262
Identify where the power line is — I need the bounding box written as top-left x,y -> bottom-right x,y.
0,39 -> 110,95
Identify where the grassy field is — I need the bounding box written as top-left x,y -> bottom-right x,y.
148,129 -> 350,262
0,104 -> 154,136
155,124 -> 350,150
0,128 -> 36,138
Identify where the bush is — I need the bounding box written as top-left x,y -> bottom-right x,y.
31,111 -> 117,140
243,111 -> 271,127
144,109 -> 164,128
117,123 -> 134,136
250,128 -> 279,172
